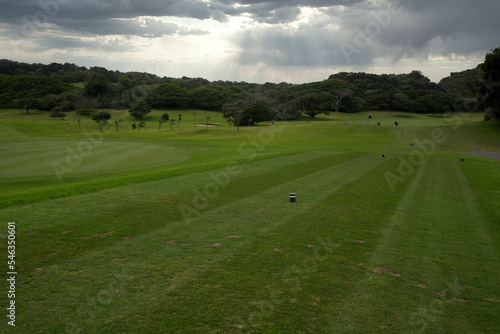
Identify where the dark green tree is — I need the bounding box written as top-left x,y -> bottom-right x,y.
242,103 -> 273,125
15,96 -> 41,114
480,47 -> 500,120
83,73 -> 111,97
92,111 -> 112,132
129,99 -> 152,119
49,109 -> 66,120
189,86 -> 231,110
117,75 -> 138,92
75,109 -> 96,117
294,89 -> 334,119
146,83 -> 188,108
159,113 -> 169,131
223,99 -> 248,130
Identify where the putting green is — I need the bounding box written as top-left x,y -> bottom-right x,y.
0,138 -> 192,180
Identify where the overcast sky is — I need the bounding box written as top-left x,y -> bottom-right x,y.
0,0 -> 499,83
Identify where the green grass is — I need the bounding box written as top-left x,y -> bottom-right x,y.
0,109 -> 499,333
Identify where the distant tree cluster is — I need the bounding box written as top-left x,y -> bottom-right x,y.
0,74 -> 74,108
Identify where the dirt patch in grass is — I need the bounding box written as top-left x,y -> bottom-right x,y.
25,232 -> 37,235
307,244 -> 316,249
274,248 -> 283,252
373,267 -> 401,277
93,231 -> 114,238
61,230 -> 71,234
123,236 -> 132,239
196,123 -> 220,127
452,297 -> 469,303
434,291 -> 447,296
212,243 -> 222,247
484,298 -> 500,302
225,235 -> 240,238
466,151 -> 500,160
165,239 -> 175,244
351,239 -> 366,243
418,283 -> 427,289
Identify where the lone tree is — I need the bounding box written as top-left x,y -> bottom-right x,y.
129,99 -> 152,119
295,89 -> 334,119
177,114 -> 182,130
159,113 -> 169,131
132,123 -> 136,132
243,103 -> 273,125
16,96 -> 40,115
92,111 -> 112,132
49,108 -> 66,120
114,119 -> 123,132
223,99 -> 248,131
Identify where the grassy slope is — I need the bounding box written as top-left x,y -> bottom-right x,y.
0,109 -> 499,333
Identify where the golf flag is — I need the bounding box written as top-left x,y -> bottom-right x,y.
67,122 -> 70,144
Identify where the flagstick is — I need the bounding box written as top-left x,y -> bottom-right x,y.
67,122 -> 70,144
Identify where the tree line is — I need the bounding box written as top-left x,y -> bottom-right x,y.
0,47 -> 499,122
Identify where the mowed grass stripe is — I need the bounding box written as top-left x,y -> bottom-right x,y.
13,153 -> 392,333
131,154 -> 400,333
163,155 -> 414,333
3,151 -> 356,271
327,156 -> 500,333
0,145 -> 308,208
0,123 -> 32,140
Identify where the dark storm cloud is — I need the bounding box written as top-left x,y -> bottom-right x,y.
0,0 -> 215,38
385,0 -> 500,54
0,0 -> 365,36
218,0 -> 365,23
232,0 -> 500,68
52,16 -> 208,37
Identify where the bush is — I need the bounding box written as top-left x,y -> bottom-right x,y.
49,108 -> 66,120
484,107 -> 500,121
75,108 -> 96,116
242,103 -> 273,125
